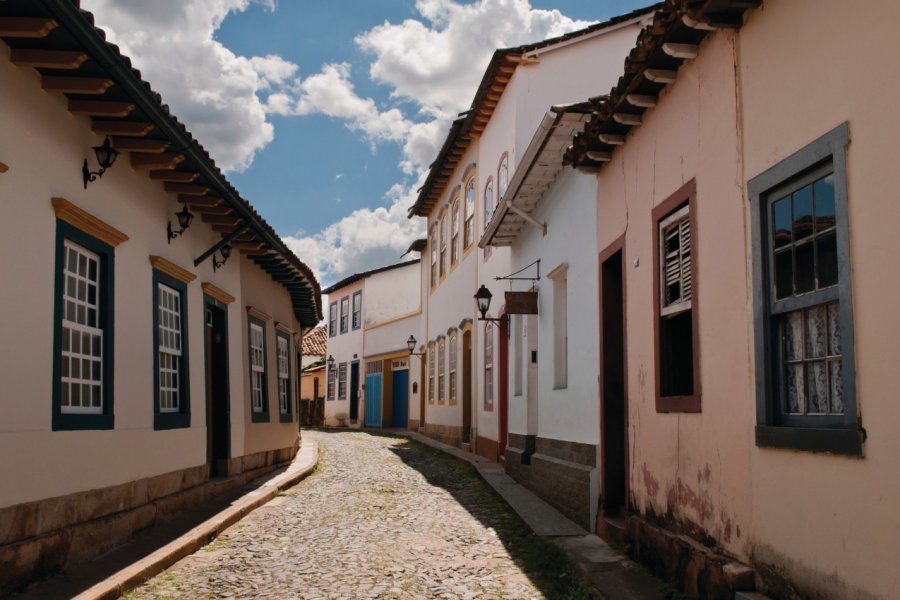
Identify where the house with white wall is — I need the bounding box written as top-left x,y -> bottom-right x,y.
479,103 -> 600,530
322,259 -> 421,428
408,7 -> 655,461
0,1 -> 321,594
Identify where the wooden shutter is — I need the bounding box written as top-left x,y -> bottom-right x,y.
660,205 -> 692,316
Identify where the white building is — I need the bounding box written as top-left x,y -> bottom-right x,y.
407,7 -> 654,464
322,259 -> 421,428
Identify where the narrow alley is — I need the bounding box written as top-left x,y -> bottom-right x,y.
126,431 -> 593,599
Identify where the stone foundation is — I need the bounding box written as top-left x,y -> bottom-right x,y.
625,513 -> 755,599
505,434 -> 596,530
475,435 -> 499,462
407,419 -> 420,431
0,441 -> 298,596
423,423 -> 461,447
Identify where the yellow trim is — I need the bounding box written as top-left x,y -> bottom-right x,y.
201,282 -> 235,304
363,308 -> 422,331
0,161 -> 8,173
246,305 -> 272,322
149,255 -> 196,284
51,197 -> 128,247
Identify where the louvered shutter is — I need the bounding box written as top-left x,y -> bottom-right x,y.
660,206 -> 692,316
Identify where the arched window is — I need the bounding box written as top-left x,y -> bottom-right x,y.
464,177 -> 476,248
484,178 -> 495,229
484,323 -> 494,411
440,212 -> 448,278
430,227 -> 437,287
451,197 -> 460,265
498,154 -> 509,202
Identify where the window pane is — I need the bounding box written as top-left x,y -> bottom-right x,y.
829,360 -> 843,414
806,361 -> 828,413
817,231 -> 838,288
792,185 -> 814,241
774,249 -> 793,300
805,305 -> 826,359
794,241 -> 815,294
784,310 -> 803,361
814,174 -> 835,233
827,302 -> 841,356
785,363 -> 804,414
772,196 -> 792,249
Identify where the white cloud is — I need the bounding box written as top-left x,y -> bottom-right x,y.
81,0 -> 287,172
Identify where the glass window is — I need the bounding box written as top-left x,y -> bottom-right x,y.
338,362 -> 348,400
464,178 -> 475,248
340,296 -> 349,334
440,214 -> 448,277
352,291 -> 362,330
277,333 -> 291,419
498,155 -> 509,201
449,333 -> 457,403
484,325 -> 493,412
428,345 -> 435,404
451,200 -> 460,265
249,322 -> 267,415
438,338 -> 445,404
329,301 -> 337,337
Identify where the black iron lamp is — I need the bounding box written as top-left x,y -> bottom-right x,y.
212,243 -> 232,271
82,135 -> 119,189
166,204 -> 194,243
475,284 -> 505,324
327,355 -> 335,371
405,335 -> 426,357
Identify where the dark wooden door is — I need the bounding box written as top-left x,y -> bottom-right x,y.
600,249 -> 627,515
205,303 -> 230,477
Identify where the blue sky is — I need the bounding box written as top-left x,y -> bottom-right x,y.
82,0 -> 655,285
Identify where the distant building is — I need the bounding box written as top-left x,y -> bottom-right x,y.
300,326 -> 327,424
0,2 -> 320,593
322,259 -> 421,428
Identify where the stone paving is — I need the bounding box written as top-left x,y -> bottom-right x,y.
126,430 -> 592,600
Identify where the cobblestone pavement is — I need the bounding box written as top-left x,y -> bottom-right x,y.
126,430 -> 592,600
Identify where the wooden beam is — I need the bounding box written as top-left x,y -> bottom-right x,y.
489,84 -> 505,93
42,75 -> 114,95
585,151 -> 612,162
497,65 -> 515,75
164,182 -> 210,195
112,137 -> 169,153
91,120 -> 154,137
0,17 -> 58,38
10,49 -> 88,69
150,170 -> 198,182
130,152 -> 184,170
626,94 -> 658,108
0,162 -> 8,173
682,14 -> 715,30
231,241 -> 265,250
69,100 -> 134,117
644,69 -> 678,84
183,195 -> 222,207
613,113 -> 642,126
662,43 -> 699,59
598,133 -> 626,145
201,214 -> 241,226
192,205 -> 234,216
211,224 -> 237,232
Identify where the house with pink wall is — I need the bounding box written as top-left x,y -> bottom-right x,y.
562,0 -> 900,597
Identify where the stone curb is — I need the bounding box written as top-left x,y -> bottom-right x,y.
71,439 -> 319,600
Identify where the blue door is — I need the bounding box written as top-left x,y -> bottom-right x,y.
391,369 -> 409,428
364,373 -> 382,427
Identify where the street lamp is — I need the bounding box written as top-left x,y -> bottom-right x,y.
474,284 -> 493,320
405,335 -> 425,357
82,135 -> 120,189
166,203 -> 194,243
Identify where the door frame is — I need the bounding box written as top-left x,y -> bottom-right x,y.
598,235 -> 628,518
461,328 -> 472,443
349,360 -> 360,423
204,295 -> 230,477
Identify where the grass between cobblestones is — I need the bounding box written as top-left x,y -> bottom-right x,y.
388,436 -> 595,600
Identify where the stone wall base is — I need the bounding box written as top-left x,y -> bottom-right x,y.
0,441 -> 299,596
625,514 -> 756,599
423,423 -> 461,447
475,435 -> 499,462
505,434 -> 596,530
407,419 -> 420,431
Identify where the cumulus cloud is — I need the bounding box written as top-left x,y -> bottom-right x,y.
81,0 -> 286,172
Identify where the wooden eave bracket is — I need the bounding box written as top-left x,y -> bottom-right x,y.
0,162 -> 8,173
0,17 -> 59,38
506,200 -> 546,236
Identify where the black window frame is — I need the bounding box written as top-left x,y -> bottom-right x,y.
248,314 -> 270,423
748,121 -> 862,456
152,269 -> 191,430
52,220 -> 115,431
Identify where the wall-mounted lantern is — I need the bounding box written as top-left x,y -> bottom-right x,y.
327,355 -> 335,370
166,204 -> 194,243
212,243 -> 232,271
405,335 -> 426,357
82,135 -> 119,189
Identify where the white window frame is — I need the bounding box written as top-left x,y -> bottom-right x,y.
250,322 -> 266,413
428,345 -> 435,403
60,241 -> 103,414
464,178 -> 475,248
438,338 -> 446,404
338,362 -> 348,400
329,301 -> 337,337
339,297 -> 350,334
352,291 -> 362,330
157,282 -> 183,413
484,324 -> 493,410
277,335 -> 290,414
449,333 -> 457,403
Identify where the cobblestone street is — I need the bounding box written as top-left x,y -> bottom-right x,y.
127,430 -> 591,599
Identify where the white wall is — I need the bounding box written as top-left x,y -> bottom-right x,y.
324,280 -> 364,425
364,262 -> 420,325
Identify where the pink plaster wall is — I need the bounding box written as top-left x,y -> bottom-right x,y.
596,30 -> 753,559
740,1 -> 900,597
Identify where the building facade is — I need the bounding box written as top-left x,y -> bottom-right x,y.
0,2 -> 321,594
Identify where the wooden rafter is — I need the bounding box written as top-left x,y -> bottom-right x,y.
150,170 -> 198,182
42,76 -> 114,94
91,119 -> 153,136
130,152 -> 184,170
0,17 -> 58,38
164,182 -> 210,195
112,137 -> 169,153
10,48 -> 87,69
69,100 -> 135,117
192,205 -> 234,216
201,214 -> 241,226
183,195 -> 223,207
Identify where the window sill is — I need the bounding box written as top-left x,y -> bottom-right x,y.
552,384 -> 568,391
279,412 -> 293,423
755,425 -> 864,456
656,394 -> 701,413
251,410 -> 270,423
53,412 -> 114,431
155,412 -> 190,430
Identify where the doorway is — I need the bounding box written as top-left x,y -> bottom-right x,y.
349,361 -> 360,423
461,330 -> 472,444
204,302 -> 230,477
391,365 -> 409,428
600,246 -> 627,518
419,351 -> 426,429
